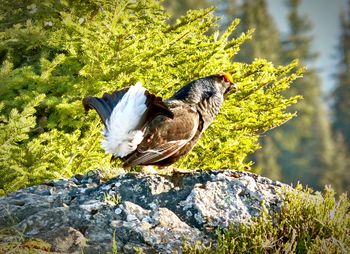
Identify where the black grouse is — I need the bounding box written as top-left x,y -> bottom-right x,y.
83,74 -> 237,167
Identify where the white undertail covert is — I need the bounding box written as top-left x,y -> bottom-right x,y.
101,82 -> 147,157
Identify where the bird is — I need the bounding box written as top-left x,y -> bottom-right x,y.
83,73 -> 237,168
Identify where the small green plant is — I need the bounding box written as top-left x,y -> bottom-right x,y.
185,185 -> 350,253
112,229 -> 118,254
103,192 -> 122,206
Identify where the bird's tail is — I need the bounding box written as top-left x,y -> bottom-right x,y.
83,87 -> 129,126
82,84 -> 173,128
82,82 -> 174,157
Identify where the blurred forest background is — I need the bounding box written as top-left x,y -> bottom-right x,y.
164,0 -> 350,193
0,0 -> 349,195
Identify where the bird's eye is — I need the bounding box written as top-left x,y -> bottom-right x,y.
221,73 -> 233,84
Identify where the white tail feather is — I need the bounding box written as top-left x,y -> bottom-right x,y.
101,82 -> 147,157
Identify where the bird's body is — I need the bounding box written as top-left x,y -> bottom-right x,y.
83,74 -> 236,167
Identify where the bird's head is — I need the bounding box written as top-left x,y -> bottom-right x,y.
215,73 -> 237,95
196,73 -> 237,99
170,73 -> 237,103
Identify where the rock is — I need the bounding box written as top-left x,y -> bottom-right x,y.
0,170 -> 287,253
37,227 -> 87,253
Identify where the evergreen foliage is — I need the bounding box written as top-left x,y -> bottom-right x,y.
0,0 -> 302,194
0,96 -> 44,195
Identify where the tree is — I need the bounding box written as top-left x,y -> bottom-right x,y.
321,133 -> 350,194
234,0 -> 334,189
324,1 -> 350,194
333,1 -> 350,152
163,0 -> 211,23
214,0 -> 238,29
275,0 -> 334,189
0,0 -> 301,194
234,0 -> 284,180
238,0 -> 281,63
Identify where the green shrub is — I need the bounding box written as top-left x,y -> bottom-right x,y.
0,0 -> 301,193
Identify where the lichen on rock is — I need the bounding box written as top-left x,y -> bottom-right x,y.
0,170 -> 286,253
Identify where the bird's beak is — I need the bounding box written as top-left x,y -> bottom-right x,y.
231,83 -> 238,91
225,82 -> 238,94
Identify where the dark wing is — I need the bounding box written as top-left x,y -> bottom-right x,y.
137,90 -> 174,130
123,105 -> 199,167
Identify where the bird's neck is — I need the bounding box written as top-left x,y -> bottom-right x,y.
196,95 -> 223,130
